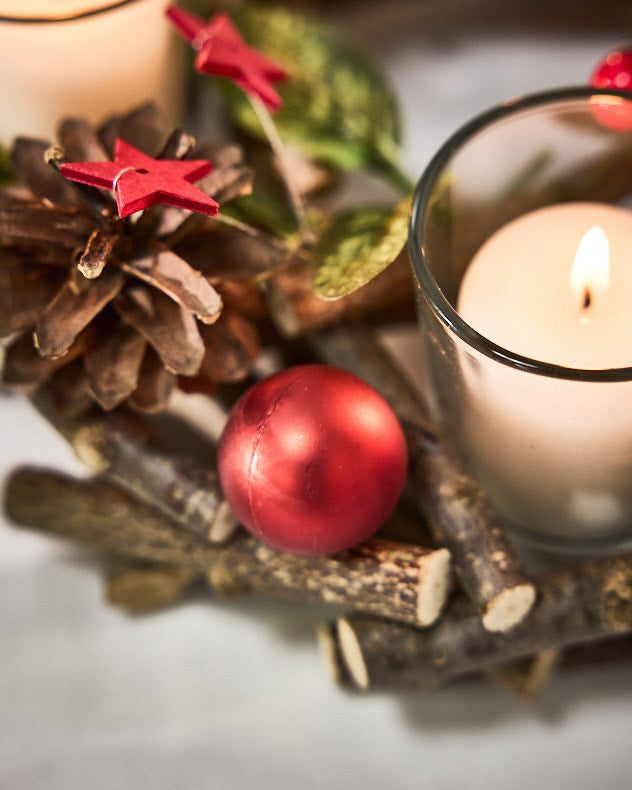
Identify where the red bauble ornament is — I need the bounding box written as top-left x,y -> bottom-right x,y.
218,365 -> 408,555
590,48 -> 632,91
589,48 -> 632,131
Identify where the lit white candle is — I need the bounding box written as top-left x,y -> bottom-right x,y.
457,201 -> 632,542
0,0 -> 183,143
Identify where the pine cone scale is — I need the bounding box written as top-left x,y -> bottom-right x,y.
0,200 -> 93,248
1,103 -> 285,412
34,268 -> 125,359
58,118 -> 111,164
113,286 -> 205,377
98,103 -> 171,159
0,257 -> 65,337
11,139 -> 78,206
83,322 -> 147,410
127,348 -> 176,413
77,229 -> 120,279
122,244 -> 223,324
3,332 -> 86,386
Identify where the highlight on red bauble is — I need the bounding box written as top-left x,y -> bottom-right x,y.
589,48 -> 632,131
217,364 -> 408,556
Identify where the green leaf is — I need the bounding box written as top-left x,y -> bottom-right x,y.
312,196 -> 412,299
221,189 -> 299,239
219,5 -> 405,185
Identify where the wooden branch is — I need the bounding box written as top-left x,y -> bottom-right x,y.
205,528 -> 451,627
105,558 -> 200,613
317,622 -> 352,686
405,424 -> 536,632
561,634 -> 632,668
31,386 -> 237,544
307,324 -> 536,633
5,468 -> 451,628
304,324 -> 431,428
485,648 -> 561,700
324,615 -> 566,700
329,552 -> 632,690
322,618 -> 632,698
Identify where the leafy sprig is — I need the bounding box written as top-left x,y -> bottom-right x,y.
184,1 -> 413,300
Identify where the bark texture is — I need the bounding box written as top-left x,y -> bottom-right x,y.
332,551 -> 632,690
5,467 -> 451,628
32,388 -> 237,543
406,425 -> 536,632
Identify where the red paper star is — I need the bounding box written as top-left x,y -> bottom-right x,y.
166,6 -> 287,112
60,139 -> 219,219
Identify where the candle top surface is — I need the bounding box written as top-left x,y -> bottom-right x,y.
457,202 -> 632,370
0,1 -> 132,20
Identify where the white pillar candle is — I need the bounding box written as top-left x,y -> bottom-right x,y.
457,201 -> 632,543
0,0 -> 184,144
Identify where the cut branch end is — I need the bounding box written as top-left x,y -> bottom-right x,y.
337,616 -> 370,691
482,583 -> 538,633
416,546 -> 452,626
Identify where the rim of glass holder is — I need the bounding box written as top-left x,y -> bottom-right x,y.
409,85 -> 632,384
0,0 -> 144,23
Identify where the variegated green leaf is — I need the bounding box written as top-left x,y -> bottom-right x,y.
218,5 -> 407,187
312,196 -> 412,299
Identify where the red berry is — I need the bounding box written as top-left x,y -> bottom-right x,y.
218,365 -> 408,555
589,48 -> 632,130
590,48 -> 632,91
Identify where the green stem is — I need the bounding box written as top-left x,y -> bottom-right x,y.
249,96 -> 313,242
213,210 -> 265,235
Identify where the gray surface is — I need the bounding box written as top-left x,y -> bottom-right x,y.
1,12 -> 631,790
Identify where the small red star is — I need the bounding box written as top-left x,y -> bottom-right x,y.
166,6 -> 287,112
60,139 -> 219,219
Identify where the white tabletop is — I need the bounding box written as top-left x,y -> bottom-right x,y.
1,5 -> 630,789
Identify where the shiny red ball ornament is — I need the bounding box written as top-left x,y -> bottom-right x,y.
591,48 -> 632,91
218,365 -> 408,555
589,48 -> 632,130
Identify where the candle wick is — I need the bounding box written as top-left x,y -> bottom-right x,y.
582,287 -> 592,311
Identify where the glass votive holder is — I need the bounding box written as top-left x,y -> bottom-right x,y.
408,86 -> 632,554
0,0 -> 184,144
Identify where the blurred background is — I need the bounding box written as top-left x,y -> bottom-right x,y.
1,1 -> 631,788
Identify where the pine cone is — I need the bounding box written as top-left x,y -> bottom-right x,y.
0,104 -> 289,414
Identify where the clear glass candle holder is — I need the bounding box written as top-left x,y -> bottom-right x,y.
0,0 -> 184,144
408,87 -> 632,553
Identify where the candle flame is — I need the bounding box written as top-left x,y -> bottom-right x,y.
569,226 -> 610,315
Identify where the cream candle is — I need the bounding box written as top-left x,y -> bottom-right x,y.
456,201 -> 632,542
0,0 -> 183,144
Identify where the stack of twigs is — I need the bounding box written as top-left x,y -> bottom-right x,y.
4,323 -> 631,700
